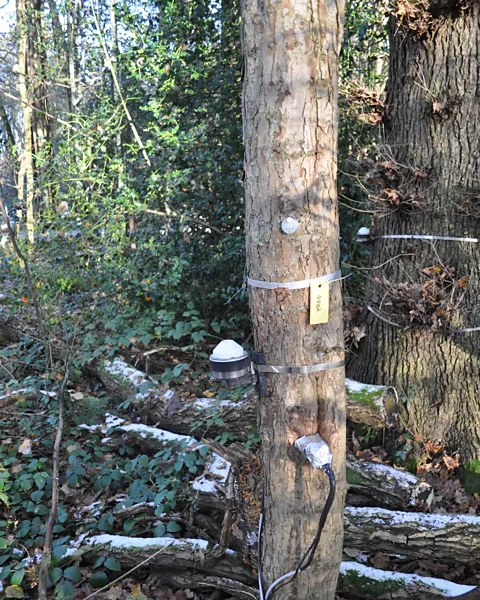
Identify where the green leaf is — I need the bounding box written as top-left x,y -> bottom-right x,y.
104,557 -> 121,571
31,490 -> 44,502
50,567 -> 63,584
89,571 -> 108,588
92,556 -> 105,569
0,537 -> 7,549
63,566 -> 82,582
123,519 -> 135,534
11,568 -> 25,586
52,545 -> 68,563
153,523 -> 166,537
166,521 -> 182,533
172,364 -> 184,377
54,580 -> 76,600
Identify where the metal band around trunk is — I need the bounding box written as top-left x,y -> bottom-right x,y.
247,269 -> 342,290
254,359 -> 345,374
379,234 -> 478,243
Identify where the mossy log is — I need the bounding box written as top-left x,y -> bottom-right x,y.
339,562 -> 478,599
344,506 -> 480,564
346,459 -> 433,510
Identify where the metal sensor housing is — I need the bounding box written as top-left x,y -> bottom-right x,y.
209,339 -> 251,381
294,433 -> 333,469
356,226 -> 371,243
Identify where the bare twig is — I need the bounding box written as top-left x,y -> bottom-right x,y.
37,370 -> 69,600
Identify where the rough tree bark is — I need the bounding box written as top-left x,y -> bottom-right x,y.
242,0 -> 346,597
347,3 -> 480,460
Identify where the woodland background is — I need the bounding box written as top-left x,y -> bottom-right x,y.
1,0 -> 480,599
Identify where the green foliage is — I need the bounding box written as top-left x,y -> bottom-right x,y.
461,460 -> 480,495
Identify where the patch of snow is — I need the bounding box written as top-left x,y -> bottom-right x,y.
78,423 -> 101,432
193,397 -> 234,410
89,534 -> 208,551
345,379 -> 384,394
245,531 -> 257,547
0,580 -> 3,593
0,388 -> 30,401
39,390 -> 57,398
345,506 -> 480,529
340,561 -> 475,597
104,358 -> 152,400
119,423 -> 195,446
192,453 -> 230,494
105,413 -> 126,428
353,461 -> 418,486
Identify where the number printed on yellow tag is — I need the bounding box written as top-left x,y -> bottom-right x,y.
310,282 -> 329,324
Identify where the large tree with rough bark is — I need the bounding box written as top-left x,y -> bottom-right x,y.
242,0 -> 346,598
348,1 -> 480,463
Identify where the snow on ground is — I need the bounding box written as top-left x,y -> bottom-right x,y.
340,562 -> 476,597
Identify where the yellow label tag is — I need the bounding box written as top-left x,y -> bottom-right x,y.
310,282 -> 329,324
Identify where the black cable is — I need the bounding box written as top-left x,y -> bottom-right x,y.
266,465 -> 336,600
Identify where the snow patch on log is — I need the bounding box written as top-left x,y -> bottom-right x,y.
104,358 -> 152,399
345,379 -> 384,393
347,460 -> 434,509
192,453 -> 231,494
345,378 -> 399,428
90,534 -> 208,551
79,412 -> 197,446
118,423 -> 195,445
346,506 -> 480,529
353,461 -> 418,486
340,561 -> 475,597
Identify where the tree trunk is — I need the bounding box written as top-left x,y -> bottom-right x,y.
16,0 -> 53,233
347,3 -> 480,460
242,0 -> 346,597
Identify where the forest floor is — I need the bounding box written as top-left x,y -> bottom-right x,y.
1,257 -> 480,600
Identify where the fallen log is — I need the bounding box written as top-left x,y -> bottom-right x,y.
344,507 -> 480,564
65,534 -> 479,600
339,561 -> 478,599
100,358 -> 397,436
0,321 -> 397,431
196,441 -> 433,513
345,378 -> 399,428
67,534 -> 255,587
346,459 -> 433,510
0,388 -> 36,408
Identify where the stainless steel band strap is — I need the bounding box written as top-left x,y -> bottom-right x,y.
247,269 -> 342,290
254,359 -> 345,374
